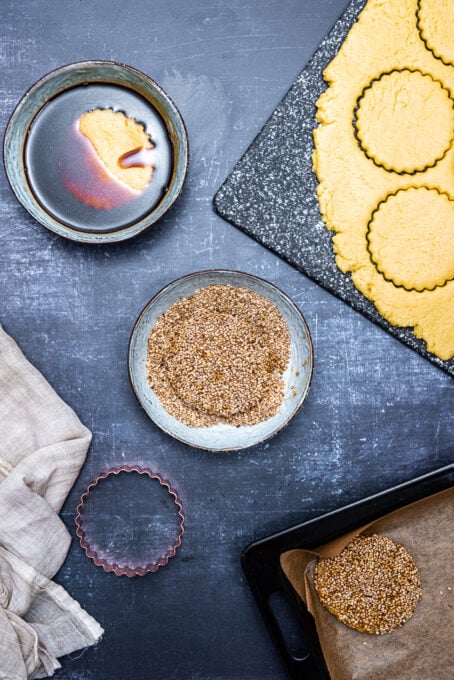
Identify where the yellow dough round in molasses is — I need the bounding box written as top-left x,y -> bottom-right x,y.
355,69 -> 454,173
417,0 -> 454,66
367,187 -> 454,291
79,109 -> 153,192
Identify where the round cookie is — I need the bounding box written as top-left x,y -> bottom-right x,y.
367,187 -> 454,291
355,69 -> 454,174
417,0 -> 454,67
314,534 -> 422,635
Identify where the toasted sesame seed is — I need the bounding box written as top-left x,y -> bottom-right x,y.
146,285 -> 291,427
314,534 -> 422,634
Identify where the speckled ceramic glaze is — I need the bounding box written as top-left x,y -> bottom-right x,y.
3,61 -> 188,244
128,270 -> 314,451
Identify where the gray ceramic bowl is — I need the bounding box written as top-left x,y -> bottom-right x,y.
3,61 -> 188,244
128,270 -> 313,451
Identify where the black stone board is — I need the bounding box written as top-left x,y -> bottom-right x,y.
213,0 -> 454,379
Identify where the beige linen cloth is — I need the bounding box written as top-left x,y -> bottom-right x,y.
0,324 -> 103,678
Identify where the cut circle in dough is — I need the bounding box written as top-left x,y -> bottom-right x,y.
355,69 -> 454,174
367,187 -> 454,292
417,0 -> 454,67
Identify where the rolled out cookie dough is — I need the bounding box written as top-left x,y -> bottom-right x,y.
313,0 -> 454,360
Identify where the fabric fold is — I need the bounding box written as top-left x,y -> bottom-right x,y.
0,324 -> 103,678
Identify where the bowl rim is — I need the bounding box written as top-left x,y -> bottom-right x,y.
3,59 -> 189,244
128,269 -> 314,452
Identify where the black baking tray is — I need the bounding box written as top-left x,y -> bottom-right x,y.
241,463 -> 454,680
213,0 -> 454,378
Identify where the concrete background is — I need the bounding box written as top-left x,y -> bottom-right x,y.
1,1 -> 452,678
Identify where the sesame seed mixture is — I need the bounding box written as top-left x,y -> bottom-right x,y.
314,534 -> 422,634
146,284 -> 291,427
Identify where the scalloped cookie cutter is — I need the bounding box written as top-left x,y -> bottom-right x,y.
75,465 -> 185,577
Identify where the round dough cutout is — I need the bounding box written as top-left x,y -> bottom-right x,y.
417,0 -> 454,66
367,187 -> 454,291
355,69 -> 454,173
79,109 -> 153,192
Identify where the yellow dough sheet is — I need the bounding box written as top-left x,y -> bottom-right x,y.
313,0 -> 454,360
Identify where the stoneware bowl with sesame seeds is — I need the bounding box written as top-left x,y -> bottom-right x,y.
128,269 -> 314,451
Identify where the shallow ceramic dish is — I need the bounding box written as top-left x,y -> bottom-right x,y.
128,270 -> 314,451
3,61 -> 188,244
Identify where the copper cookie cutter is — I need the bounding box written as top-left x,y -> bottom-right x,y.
75,464 -> 185,577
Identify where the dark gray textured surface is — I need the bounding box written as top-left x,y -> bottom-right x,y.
0,1 -> 453,679
214,0 -> 454,377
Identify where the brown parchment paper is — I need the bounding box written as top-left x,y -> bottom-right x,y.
280,488 -> 454,680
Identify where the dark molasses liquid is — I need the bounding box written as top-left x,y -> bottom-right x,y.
25,84 -> 173,233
